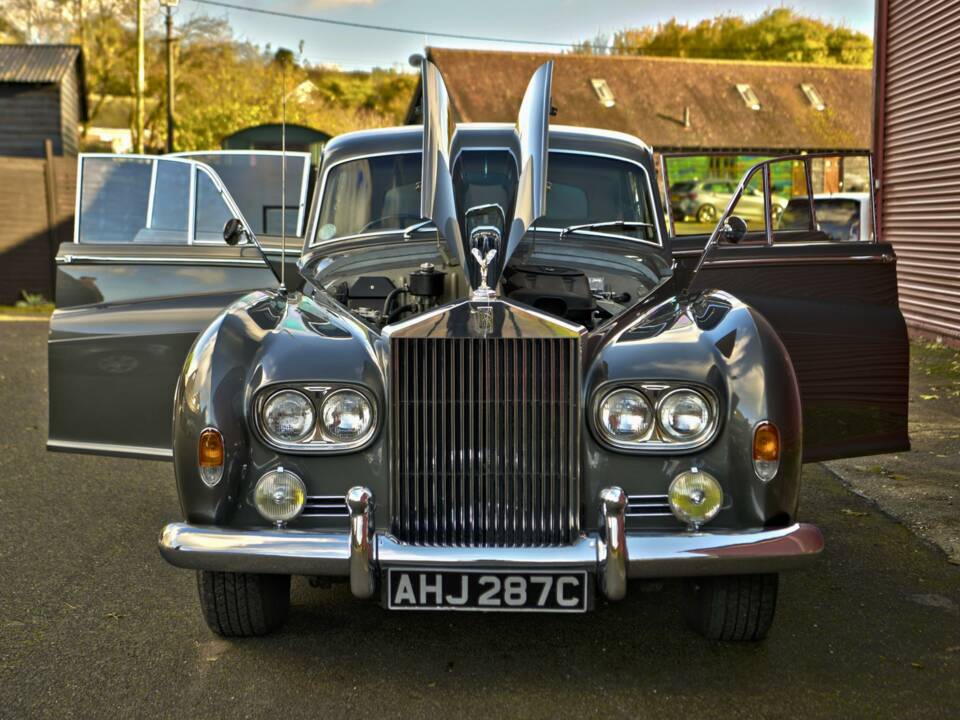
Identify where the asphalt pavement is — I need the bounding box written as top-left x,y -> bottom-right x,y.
1,321 -> 959,719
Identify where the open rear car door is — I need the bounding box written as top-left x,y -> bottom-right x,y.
662,152 -> 909,462
48,154 -> 277,459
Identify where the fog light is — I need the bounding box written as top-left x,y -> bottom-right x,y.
198,428 -> 224,487
753,422 -> 780,481
254,467 -> 306,526
668,469 -> 722,529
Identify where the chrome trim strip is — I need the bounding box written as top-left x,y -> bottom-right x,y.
48,438 -> 172,459
57,255 -> 268,267
686,253 -> 894,267
159,517 -> 824,591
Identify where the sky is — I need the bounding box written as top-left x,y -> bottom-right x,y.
177,0 -> 876,72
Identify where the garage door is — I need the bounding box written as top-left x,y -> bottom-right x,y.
877,0 -> 960,342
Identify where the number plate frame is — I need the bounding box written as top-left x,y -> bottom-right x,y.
385,568 -> 592,613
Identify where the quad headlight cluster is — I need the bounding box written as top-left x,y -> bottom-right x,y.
594,385 -> 719,451
256,385 -> 377,451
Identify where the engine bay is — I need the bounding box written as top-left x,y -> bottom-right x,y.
311,237 -> 666,331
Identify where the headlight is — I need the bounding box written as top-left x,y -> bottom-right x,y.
658,389 -> 712,441
597,389 -> 654,443
668,469 -> 722,528
261,389 -> 316,443
320,389 -> 374,443
254,467 -> 306,525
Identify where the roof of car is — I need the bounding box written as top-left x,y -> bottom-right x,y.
320,123 -> 656,172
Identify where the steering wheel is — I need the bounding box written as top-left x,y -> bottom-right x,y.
359,214 -> 423,233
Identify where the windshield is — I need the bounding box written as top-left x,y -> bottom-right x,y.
316,153 -> 422,241
314,150 -> 658,244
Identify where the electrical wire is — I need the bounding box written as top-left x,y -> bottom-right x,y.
188,0 -> 591,49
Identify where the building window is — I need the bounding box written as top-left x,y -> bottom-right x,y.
800,82 -> 826,111
590,78 -> 616,108
735,83 -> 761,111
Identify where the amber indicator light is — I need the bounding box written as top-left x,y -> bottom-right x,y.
753,422 -> 780,461
198,428 -> 224,468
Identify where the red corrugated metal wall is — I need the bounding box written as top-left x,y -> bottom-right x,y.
876,0 -> 960,343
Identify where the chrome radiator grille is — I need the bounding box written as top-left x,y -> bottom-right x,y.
391,336 -> 579,547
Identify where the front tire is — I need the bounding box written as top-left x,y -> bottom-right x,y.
197,571 -> 291,637
682,573 -> 778,641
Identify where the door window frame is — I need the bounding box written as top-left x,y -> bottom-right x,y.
73,153 -> 253,246
170,150 -> 313,238
659,150 -> 878,247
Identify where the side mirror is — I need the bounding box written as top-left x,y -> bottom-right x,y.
722,215 -> 748,244
222,218 -> 247,246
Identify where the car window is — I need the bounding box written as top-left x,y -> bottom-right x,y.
316,153 -> 423,241
78,157 -> 153,243
194,169 -> 236,243
76,156 -> 243,245
178,152 -> 309,237
536,153 -> 657,242
813,198 -> 863,241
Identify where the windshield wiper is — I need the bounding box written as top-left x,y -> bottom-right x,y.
558,220 -> 655,239
402,219 -> 435,239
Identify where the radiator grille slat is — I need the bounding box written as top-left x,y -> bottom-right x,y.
392,334 -> 579,547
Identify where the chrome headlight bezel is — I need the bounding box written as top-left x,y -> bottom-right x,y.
591,382 -> 721,453
253,384 -> 379,454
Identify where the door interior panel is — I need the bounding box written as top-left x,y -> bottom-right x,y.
683,243 -> 909,462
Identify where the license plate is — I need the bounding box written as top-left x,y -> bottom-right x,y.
386,569 -> 590,612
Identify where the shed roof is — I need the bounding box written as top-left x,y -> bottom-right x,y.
409,48 -> 872,152
0,44 -> 87,121
0,44 -> 81,83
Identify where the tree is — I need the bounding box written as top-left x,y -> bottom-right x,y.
575,8 -> 873,66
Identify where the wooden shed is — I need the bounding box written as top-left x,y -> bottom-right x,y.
0,44 -> 87,157
0,45 -> 86,304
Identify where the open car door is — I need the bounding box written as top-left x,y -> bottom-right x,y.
48,154 -> 277,459
662,152 -> 909,462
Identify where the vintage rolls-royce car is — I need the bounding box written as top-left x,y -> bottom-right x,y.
48,61 -> 909,641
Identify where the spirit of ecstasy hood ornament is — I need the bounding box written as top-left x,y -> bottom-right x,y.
470,246 -> 498,301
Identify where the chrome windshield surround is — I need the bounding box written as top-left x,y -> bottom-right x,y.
252,383 -> 379,454
591,381 -> 721,454
306,148 -> 664,252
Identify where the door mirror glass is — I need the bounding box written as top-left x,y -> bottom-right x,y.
223,218 -> 247,246
722,216 -> 748,243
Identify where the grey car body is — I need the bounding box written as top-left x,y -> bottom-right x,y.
48,61 -> 909,640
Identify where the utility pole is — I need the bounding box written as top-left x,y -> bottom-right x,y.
159,1 -> 179,153
135,0 -> 144,154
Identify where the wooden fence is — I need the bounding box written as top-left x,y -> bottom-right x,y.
0,141 -> 76,304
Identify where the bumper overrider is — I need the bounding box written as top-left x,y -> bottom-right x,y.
158,487 -> 824,602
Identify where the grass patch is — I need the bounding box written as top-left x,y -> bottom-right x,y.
0,304 -> 55,316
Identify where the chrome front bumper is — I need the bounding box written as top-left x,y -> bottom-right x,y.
158,487 -> 824,602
